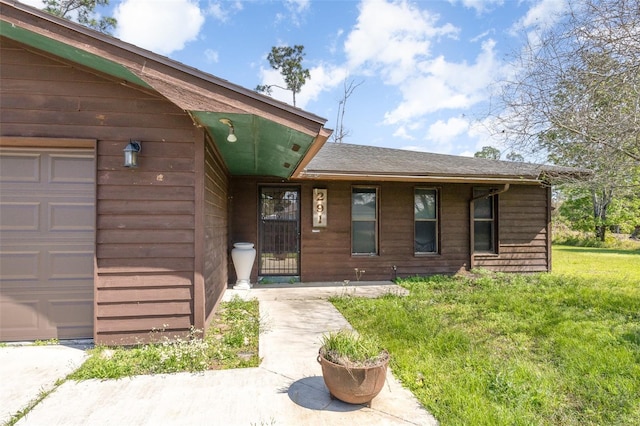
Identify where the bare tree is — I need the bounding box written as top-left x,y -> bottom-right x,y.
489,0 -> 640,240
331,79 -> 364,143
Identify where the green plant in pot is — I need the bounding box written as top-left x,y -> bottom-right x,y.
317,329 -> 390,407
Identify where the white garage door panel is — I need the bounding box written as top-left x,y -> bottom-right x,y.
0,203 -> 40,231
49,249 -> 94,280
49,203 -> 95,231
49,154 -> 95,183
0,153 -> 40,182
49,298 -> 94,339
0,299 -> 39,328
0,251 -> 40,281
0,148 -> 95,341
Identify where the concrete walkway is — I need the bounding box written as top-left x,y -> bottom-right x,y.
2,282 -> 438,426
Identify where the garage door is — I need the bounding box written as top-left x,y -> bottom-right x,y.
0,147 -> 95,341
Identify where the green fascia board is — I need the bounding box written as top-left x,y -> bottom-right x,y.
0,19 -> 150,89
193,111 -> 315,178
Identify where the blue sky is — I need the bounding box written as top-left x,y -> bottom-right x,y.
22,0 -> 569,157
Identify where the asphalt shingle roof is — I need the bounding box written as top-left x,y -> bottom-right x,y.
304,143 -> 581,182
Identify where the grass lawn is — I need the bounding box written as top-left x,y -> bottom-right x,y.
331,246 -> 640,425
552,245 -> 640,282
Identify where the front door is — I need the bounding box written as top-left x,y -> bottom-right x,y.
258,186 -> 300,278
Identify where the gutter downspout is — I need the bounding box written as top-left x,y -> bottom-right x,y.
469,184 -> 510,271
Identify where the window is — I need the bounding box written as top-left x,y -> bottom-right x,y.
473,188 -> 497,253
414,188 -> 438,254
352,187 -> 378,255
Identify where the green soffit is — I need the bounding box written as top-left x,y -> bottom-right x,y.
0,20 -> 150,88
193,112 -> 315,178
1,19 -> 318,179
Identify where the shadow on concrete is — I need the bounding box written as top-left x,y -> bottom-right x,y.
287,376 -> 363,412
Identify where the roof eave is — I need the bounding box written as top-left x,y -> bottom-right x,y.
298,171 -> 542,184
291,128 -> 333,179
1,0 -> 333,179
0,0 -> 327,127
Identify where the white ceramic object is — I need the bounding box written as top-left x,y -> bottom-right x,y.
231,242 -> 256,290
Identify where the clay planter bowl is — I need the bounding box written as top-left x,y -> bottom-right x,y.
317,350 -> 390,407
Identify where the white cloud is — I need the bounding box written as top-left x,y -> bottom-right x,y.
115,0 -> 205,56
426,117 -> 469,144
401,144 -> 430,152
344,0 -> 459,84
296,65 -> 349,108
256,63 -> 348,109
329,29 -> 345,55
204,48 -> 219,64
452,0 -> 504,14
285,0 -> 311,14
342,0 -> 503,143
206,1 -> 243,22
470,29 -> 493,43
384,38 -> 500,124
392,126 -> 416,140
466,116 -> 509,153
19,0 -> 45,8
510,0 -> 568,45
274,0 -> 311,27
207,2 -> 228,21
514,0 -> 567,30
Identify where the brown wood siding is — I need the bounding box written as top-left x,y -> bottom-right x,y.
1,38 -> 201,345
203,137 -> 229,324
298,181 -> 473,281
474,185 -> 550,272
229,178 -> 550,281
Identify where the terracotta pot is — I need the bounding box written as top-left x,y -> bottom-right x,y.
317,350 -> 389,407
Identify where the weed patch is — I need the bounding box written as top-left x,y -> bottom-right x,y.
70,296 -> 259,380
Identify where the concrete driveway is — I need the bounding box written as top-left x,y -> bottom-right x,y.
2,282 -> 438,426
1,344 -> 88,425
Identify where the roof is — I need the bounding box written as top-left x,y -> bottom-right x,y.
300,143 -> 584,184
0,0 -> 331,179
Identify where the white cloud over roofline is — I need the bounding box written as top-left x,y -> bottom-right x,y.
115,0 -> 205,56
426,117 -> 470,144
19,0 -> 45,9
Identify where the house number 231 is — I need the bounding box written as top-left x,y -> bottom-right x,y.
313,188 -> 327,227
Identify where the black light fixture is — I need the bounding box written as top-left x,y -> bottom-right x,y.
219,118 -> 237,143
123,140 -> 141,168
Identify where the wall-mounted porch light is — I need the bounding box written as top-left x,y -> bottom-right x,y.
219,118 -> 237,142
123,140 -> 141,168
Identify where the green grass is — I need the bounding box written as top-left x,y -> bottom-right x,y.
330,247 -> 640,425
320,329 -> 386,367
553,245 -> 640,282
70,296 -> 260,380
5,379 -> 65,426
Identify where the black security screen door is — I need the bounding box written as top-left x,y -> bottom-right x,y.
259,186 -> 300,276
